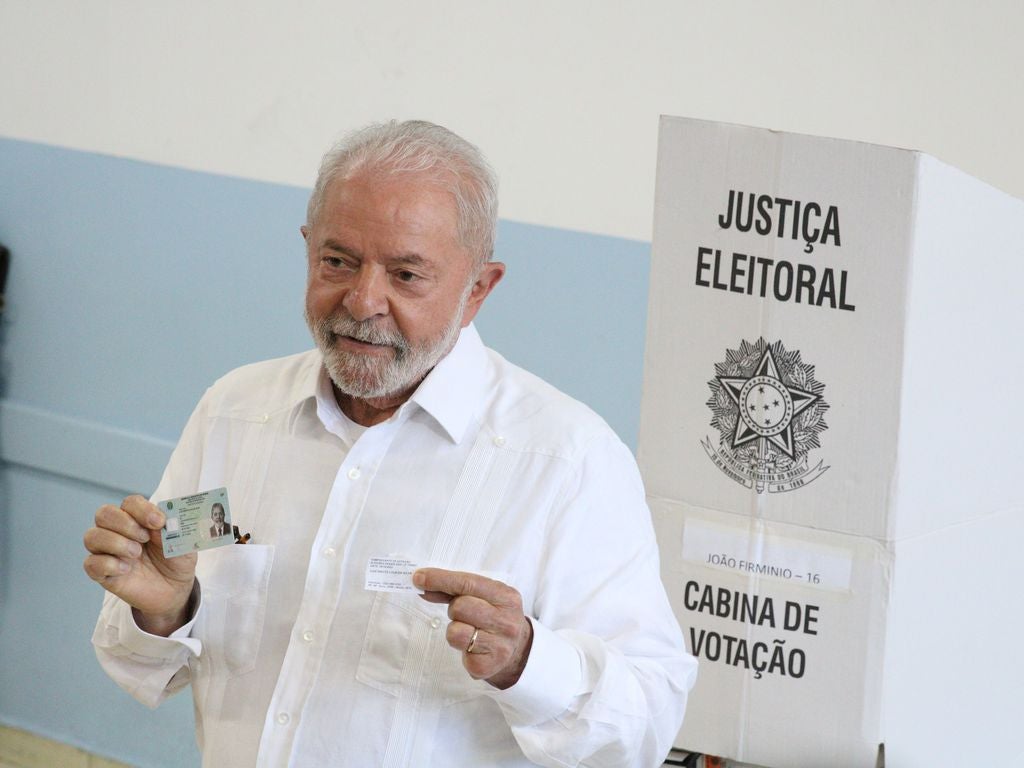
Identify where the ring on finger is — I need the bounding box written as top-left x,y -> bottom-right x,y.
466,627 -> 480,654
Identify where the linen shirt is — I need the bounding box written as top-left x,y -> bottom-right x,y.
93,325 -> 697,767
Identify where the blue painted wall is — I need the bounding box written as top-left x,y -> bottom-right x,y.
0,138 -> 650,766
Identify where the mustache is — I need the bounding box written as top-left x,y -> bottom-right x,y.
311,311 -> 409,352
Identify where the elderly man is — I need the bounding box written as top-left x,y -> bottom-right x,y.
208,502 -> 228,539
84,120 -> 696,767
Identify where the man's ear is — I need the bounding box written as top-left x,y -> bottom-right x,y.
300,224 -> 310,242
460,261 -> 506,328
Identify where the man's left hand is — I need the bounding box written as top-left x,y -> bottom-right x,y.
413,568 -> 534,690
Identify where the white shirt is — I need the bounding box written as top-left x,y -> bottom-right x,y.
93,325 -> 697,768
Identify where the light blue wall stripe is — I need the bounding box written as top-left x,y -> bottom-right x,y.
0,400 -> 172,494
0,463 -> 200,766
0,136 -> 650,446
0,136 -> 651,766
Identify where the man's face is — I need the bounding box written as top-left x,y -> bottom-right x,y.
212,505 -> 225,525
303,172 -> 498,401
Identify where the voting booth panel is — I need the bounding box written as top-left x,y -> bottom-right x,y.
639,116 -> 1024,767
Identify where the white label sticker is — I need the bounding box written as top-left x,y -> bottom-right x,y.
365,557 -> 422,593
682,519 -> 853,591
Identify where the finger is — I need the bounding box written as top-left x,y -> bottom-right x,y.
84,527 -> 144,559
94,504 -> 152,544
462,648 -> 499,680
445,620 -> 484,654
120,494 -> 165,530
450,594 -> 526,642
447,594 -> 496,626
418,590 -> 454,605
413,568 -> 516,606
83,553 -> 131,582
453,626 -> 504,681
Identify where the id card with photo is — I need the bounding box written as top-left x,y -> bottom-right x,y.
159,487 -> 233,558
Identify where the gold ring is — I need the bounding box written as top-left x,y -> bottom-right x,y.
466,627 -> 480,654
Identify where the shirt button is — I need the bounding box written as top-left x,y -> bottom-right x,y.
276,712 -> 290,726
261,413 -> 269,423
493,436 -> 506,447
347,467 -> 361,480
322,546 -> 336,558
301,629 -> 314,643
430,617 -> 441,629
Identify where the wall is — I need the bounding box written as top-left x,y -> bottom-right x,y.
1,2 -> 1023,766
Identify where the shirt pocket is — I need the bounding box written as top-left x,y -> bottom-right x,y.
194,544 -> 275,676
355,590 -> 482,706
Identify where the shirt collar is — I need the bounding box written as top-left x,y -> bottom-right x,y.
314,364 -> 367,445
311,323 -> 490,445
409,323 -> 490,445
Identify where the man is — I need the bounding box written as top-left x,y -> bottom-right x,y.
83,120 -> 696,767
208,502 -> 228,538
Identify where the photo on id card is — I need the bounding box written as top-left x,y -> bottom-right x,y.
159,487 -> 233,558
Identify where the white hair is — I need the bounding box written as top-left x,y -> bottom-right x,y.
307,120 -> 499,267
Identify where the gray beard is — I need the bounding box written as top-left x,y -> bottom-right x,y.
305,294 -> 468,400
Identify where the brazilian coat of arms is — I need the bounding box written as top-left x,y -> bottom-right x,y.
702,339 -> 830,493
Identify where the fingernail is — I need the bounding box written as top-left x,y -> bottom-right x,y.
412,571 -> 425,588
128,542 -> 142,557
147,512 -> 163,528
119,560 -> 131,573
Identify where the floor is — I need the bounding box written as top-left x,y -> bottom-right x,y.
0,725 -> 132,768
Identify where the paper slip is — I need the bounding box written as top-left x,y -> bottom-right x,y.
365,557 -> 423,593
159,487 -> 234,558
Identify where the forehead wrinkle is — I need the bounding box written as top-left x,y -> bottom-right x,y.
315,177 -> 467,273
334,172 -> 459,235
322,238 -> 362,258
387,253 -> 430,268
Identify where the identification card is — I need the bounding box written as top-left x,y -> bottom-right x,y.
365,556 -> 422,593
159,487 -> 233,558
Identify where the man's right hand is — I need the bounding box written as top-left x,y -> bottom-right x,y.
83,494 -> 197,637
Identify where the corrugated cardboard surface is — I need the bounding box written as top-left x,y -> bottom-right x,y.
641,116 -> 1024,766
881,505 -> 1024,765
640,116 -> 917,540
893,154 -> 1024,540
653,499 -> 889,766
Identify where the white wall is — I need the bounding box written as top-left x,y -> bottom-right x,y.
3,1 -> 1023,241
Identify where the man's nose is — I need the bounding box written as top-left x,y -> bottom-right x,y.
342,266 -> 389,321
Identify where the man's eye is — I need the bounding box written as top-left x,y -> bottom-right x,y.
396,270 -> 418,282
323,256 -> 349,269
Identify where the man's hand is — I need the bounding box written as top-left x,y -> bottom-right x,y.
413,568 -> 534,690
83,494 -> 197,636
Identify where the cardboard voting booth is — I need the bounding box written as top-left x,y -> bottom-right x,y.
638,116 -> 1024,767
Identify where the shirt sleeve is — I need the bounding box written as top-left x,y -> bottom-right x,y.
485,432 -> 698,768
91,391 -> 211,708
92,590 -> 203,709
